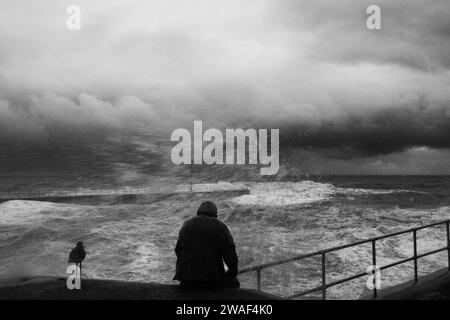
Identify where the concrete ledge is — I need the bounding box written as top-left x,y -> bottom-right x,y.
0,276 -> 279,300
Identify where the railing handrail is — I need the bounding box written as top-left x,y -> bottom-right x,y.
238,219 -> 450,299
239,219 -> 450,273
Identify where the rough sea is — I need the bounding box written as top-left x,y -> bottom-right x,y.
1,175 -> 450,299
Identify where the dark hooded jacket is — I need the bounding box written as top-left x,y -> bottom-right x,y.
173,204 -> 238,283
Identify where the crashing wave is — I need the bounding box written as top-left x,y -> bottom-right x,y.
229,181 -> 335,206
0,200 -> 59,225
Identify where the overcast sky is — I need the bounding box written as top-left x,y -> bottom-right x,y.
1,0 -> 450,175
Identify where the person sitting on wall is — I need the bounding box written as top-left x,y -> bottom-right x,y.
173,201 -> 240,289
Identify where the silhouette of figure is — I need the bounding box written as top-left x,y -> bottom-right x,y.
68,241 -> 86,275
174,201 -> 240,289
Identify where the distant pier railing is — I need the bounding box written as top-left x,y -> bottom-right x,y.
238,219 -> 450,299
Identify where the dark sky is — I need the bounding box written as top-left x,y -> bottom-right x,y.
1,0 -> 450,175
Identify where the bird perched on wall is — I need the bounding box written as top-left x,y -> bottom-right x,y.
68,241 -> 86,276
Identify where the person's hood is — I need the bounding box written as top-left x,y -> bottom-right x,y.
197,201 -> 217,218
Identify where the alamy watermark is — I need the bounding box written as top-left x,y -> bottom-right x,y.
366,5 -> 381,30
171,121 -> 279,175
366,265 -> 382,290
66,5 -> 81,30
66,4 -> 381,31
66,264 -> 81,290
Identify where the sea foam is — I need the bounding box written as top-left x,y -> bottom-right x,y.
229,181 -> 335,206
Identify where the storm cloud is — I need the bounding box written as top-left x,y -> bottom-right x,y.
1,0 -> 450,175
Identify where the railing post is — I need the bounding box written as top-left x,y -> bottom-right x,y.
413,230 -> 418,283
372,240 -> 377,299
256,268 -> 261,291
446,221 -> 450,271
321,252 -> 326,300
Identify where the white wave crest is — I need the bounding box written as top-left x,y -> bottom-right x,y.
0,200 -> 59,225
336,187 -> 428,195
229,181 -> 335,206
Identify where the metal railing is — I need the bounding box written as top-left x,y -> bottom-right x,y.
238,219 -> 450,299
